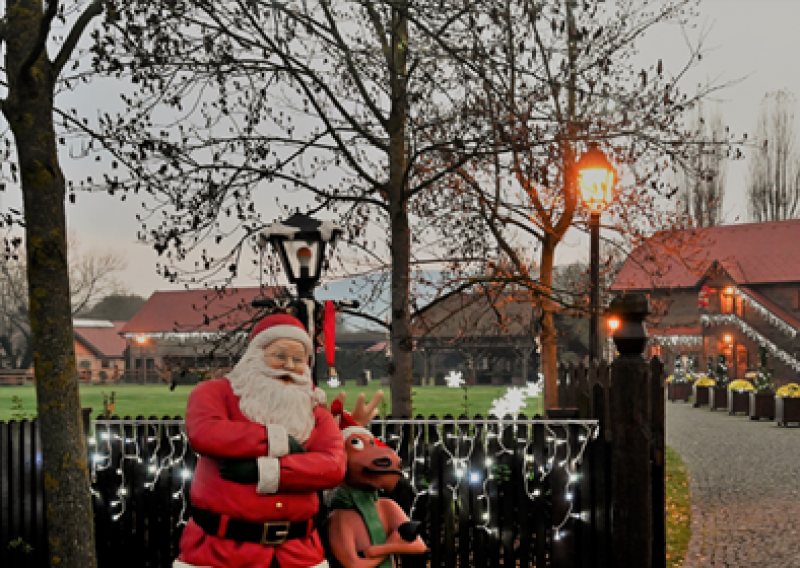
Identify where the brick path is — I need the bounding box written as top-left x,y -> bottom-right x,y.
666,401 -> 800,567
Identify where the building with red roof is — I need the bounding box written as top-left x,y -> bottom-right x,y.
73,319 -> 129,383
611,219 -> 800,384
118,286 -> 285,383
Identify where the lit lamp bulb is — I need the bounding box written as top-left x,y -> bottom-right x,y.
135,334 -> 147,345
296,246 -> 313,277
607,317 -> 620,333
723,334 -> 733,344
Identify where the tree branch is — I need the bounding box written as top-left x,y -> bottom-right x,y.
21,0 -> 59,78
53,0 -> 104,76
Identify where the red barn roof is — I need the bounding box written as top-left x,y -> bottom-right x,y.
74,321 -> 128,358
119,287 -> 286,335
612,219 -> 800,291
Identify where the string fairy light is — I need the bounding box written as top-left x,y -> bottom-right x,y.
702,314 -> 800,372
88,414 -> 599,547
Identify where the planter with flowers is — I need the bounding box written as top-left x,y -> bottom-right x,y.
775,383 -> 800,427
667,373 -> 693,403
692,376 -> 715,408
727,380 -> 754,415
749,348 -> 776,421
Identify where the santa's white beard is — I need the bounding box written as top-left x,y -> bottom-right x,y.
227,348 -> 316,443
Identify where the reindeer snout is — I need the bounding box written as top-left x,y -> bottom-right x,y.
372,456 -> 393,468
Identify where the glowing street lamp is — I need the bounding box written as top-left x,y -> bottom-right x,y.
577,142 -> 616,362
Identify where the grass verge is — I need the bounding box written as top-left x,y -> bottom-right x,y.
0,383 -> 543,421
666,445 -> 691,567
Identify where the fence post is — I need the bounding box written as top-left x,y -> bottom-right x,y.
607,293 -> 652,568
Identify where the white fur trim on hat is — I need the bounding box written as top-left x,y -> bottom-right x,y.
257,456 -> 281,494
267,424 -> 289,458
251,324 -> 314,362
341,426 -> 372,441
312,388 -> 326,407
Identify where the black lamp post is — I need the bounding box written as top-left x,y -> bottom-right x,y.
258,212 -> 343,298
257,212 -> 355,386
577,142 -> 616,363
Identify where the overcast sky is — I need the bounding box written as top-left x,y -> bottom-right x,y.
32,0 -> 800,299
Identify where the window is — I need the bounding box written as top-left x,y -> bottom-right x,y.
736,345 -> 748,368
721,290 -> 734,314
101,359 -> 110,369
735,296 -> 744,317
793,289 -> 800,311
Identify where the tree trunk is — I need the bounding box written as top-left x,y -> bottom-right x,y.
387,2 -> 412,418
540,234 -> 559,412
3,2 -> 97,566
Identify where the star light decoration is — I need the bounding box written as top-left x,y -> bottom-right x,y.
444,370 -> 465,388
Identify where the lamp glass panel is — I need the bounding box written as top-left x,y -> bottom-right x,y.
579,168 -> 613,212
281,239 -> 321,280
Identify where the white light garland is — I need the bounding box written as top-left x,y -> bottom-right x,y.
734,288 -> 798,339
89,415 -> 600,547
650,335 -> 703,347
701,314 -> 800,373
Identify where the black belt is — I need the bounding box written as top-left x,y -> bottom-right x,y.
190,505 -> 313,546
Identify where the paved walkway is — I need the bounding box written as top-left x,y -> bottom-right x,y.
667,401 -> 800,567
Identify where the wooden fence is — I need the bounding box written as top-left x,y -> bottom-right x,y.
556,357 -> 666,568
1,413 -> 606,568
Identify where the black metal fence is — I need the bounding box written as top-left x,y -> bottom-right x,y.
1,413 -> 608,568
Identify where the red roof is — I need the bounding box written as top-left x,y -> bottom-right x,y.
119,287 -> 285,335
74,321 -> 128,358
612,219 -> 800,290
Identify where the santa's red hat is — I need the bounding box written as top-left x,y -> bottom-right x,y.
249,313 -> 314,361
330,398 -> 388,448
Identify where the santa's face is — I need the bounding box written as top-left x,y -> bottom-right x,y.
263,339 -> 309,382
227,337 -> 316,442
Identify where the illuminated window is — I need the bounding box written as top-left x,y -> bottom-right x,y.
721,289 -> 734,314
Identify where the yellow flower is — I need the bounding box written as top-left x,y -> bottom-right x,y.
694,376 -> 716,387
727,380 -> 755,392
776,384 -> 800,398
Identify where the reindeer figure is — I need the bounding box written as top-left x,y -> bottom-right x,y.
325,401 -> 427,568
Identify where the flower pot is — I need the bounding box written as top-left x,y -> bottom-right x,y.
727,391 -> 750,415
693,384 -> 711,408
748,392 -> 775,421
776,397 -> 800,426
709,387 -> 728,411
668,382 -> 692,403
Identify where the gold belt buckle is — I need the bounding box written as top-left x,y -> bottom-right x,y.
260,521 -> 290,545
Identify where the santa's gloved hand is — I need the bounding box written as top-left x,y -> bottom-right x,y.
218,458 -> 258,484
288,435 -> 306,454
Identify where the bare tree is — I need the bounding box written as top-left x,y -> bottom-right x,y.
678,104 -> 727,226
87,0 -> 504,417
0,1 -> 107,565
427,0 -> 735,409
0,235 -> 129,368
747,90 -> 800,222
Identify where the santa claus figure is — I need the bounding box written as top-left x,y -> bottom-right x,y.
174,313 -> 345,568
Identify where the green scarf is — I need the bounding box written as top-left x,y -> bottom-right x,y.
328,485 -> 392,568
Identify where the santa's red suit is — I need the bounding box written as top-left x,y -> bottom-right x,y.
174,313 -> 346,568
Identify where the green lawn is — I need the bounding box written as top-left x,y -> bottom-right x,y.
666,446 -> 692,568
0,382 -> 543,421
